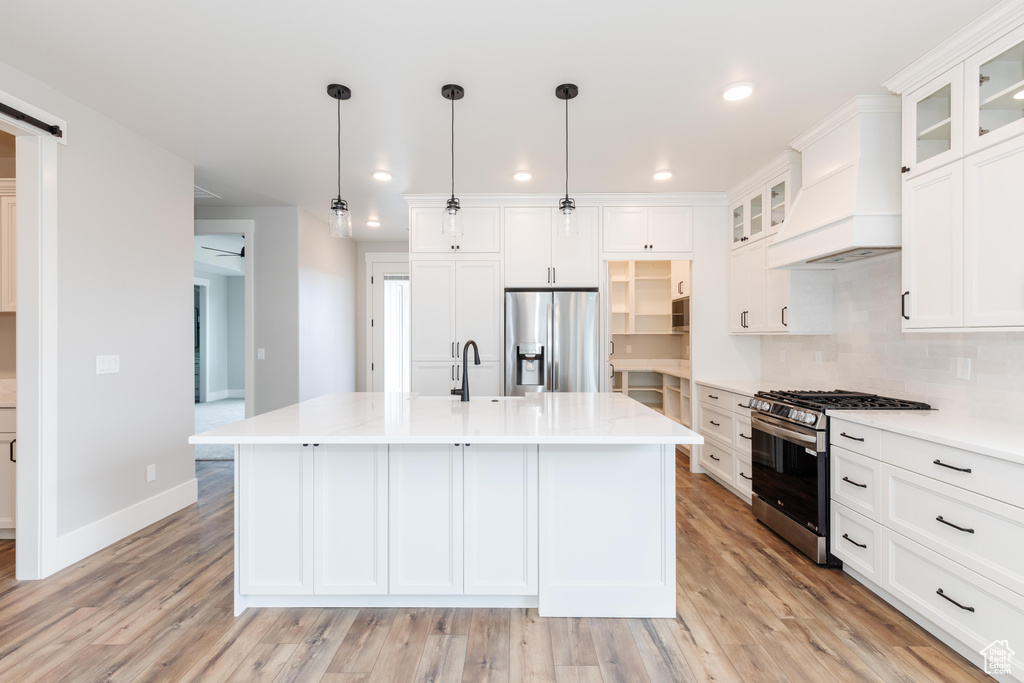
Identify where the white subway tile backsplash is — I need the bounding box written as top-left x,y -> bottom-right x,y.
761,252 -> 1024,420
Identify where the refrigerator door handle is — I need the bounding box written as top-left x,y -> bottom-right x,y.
546,302 -> 554,391
551,302 -> 559,391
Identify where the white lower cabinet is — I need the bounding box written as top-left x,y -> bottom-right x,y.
830,446 -> 882,522
831,503 -> 882,584
734,456 -> 752,498
464,444 -> 538,595
696,384 -> 754,503
388,444 -> 464,595
699,436 -> 734,483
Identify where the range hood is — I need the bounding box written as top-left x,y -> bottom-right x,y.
767,96 -> 902,269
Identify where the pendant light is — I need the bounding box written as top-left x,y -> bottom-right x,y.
556,83 -> 579,237
327,83 -> 353,238
441,84 -> 465,238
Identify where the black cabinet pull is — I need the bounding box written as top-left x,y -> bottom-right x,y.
840,432 -> 865,442
737,403 -> 747,408
678,282 -> 683,295
709,420 -> 720,427
739,472 -> 752,481
610,363 -> 614,379
936,515 -> 975,534
782,306 -> 788,327
707,394 -> 719,400
936,588 -> 975,612
739,433 -> 751,440
842,476 -> 867,489
709,454 -> 720,461
552,268 -> 556,284
842,533 -> 867,549
901,291 -> 910,320
8,438 -> 14,463
933,459 -> 971,473
610,340 -> 614,355
901,166 -> 911,174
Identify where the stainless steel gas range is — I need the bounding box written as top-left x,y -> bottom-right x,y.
748,390 -> 931,566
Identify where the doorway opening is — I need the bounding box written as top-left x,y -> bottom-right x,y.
0,130 -> 16,544
368,258 -> 411,392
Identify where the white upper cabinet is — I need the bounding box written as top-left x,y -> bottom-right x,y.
765,268 -> 790,333
729,248 -> 750,334
410,261 -> 457,361
602,206 -> 693,254
902,65 -> 964,178
729,153 -> 800,248
766,172 -> 791,237
504,206 -> 599,288
409,206 -> 500,254
730,190 -> 765,249
551,207 -> 599,286
455,261 -> 502,361
966,24 -> 1024,155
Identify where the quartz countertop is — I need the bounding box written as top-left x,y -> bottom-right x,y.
693,379 -> 794,398
827,409 -> 1024,465
189,392 -> 704,446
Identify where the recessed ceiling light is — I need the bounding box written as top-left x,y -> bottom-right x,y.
372,170 -> 392,181
653,171 -> 673,180
513,171 -> 532,181
367,219 -> 381,228
723,82 -> 755,101
1014,90 -> 1024,100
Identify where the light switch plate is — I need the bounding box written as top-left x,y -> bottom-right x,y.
257,348 -> 266,360
96,355 -> 120,375
956,357 -> 971,380
146,464 -> 156,483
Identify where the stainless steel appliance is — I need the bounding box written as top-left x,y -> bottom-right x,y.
671,296 -> 689,333
749,390 -> 931,566
505,290 -> 600,396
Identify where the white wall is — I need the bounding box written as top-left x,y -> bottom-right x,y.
356,240 -> 408,391
297,209 -> 357,400
761,253 -> 1024,421
227,276 -> 245,393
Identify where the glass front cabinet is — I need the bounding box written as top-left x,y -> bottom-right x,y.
729,190 -> 764,250
902,64 -> 963,178
966,24 -> 1024,154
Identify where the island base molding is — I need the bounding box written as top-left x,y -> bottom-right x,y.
235,594 -> 538,614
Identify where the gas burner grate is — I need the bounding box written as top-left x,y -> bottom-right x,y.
755,390 -> 931,411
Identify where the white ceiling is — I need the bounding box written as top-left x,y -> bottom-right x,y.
0,0 -> 1000,241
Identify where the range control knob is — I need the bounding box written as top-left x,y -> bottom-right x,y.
803,413 -> 817,425
794,410 -> 806,421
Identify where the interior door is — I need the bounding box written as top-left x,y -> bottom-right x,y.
370,261 -> 411,391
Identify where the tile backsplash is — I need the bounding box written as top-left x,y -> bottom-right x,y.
761,252 -> 1024,420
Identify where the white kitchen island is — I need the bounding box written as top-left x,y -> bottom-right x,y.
190,392 -> 702,617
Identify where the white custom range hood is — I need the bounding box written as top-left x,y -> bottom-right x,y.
768,96 -> 903,269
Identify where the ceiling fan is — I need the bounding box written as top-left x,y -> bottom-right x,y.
201,244 -> 244,258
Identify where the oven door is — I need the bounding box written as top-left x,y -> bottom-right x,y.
751,413 -> 826,533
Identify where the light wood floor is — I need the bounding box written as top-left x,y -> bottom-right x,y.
0,455 -> 993,682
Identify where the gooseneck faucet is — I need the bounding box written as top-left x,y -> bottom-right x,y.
451,340 -> 481,402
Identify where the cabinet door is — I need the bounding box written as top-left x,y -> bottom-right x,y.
389,445 -> 463,594
964,137 -> 1024,327
0,436 -> 14,530
409,207 -> 455,253
455,261 -> 501,362
965,25 -> 1024,155
412,362 -> 456,396
238,445 -> 314,595
903,162 -> 964,329
766,267 -> 790,333
903,65 -> 963,178
464,444 -> 538,595
745,242 -> 767,332
730,200 -> 745,249
456,207 -> 501,253
504,208 -> 552,288
747,192 -> 766,244
552,206 -> 599,287
670,260 -> 690,298
602,207 -> 648,252
766,172 -> 791,236
314,445 -> 388,594
410,261 -> 455,361
1,197 -> 15,312
460,361 -> 502,397
729,248 -> 748,333
648,206 -> 693,253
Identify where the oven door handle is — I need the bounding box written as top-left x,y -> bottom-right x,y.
751,416 -> 818,449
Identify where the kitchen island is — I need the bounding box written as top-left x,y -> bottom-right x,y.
190,392 -> 702,617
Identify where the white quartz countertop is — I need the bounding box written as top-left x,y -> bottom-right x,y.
190,392 -> 704,446
693,379 -> 795,398
611,360 -> 690,379
827,409 -> 1024,465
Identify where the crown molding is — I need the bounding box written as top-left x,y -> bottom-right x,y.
402,192 -> 728,208
884,0 -> 1024,94
726,149 -> 801,200
788,95 -> 900,151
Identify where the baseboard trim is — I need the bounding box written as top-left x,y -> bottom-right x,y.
204,390 -> 244,402
55,477 -> 198,571
226,390 -> 245,399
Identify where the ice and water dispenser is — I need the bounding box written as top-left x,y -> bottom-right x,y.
515,343 -> 545,388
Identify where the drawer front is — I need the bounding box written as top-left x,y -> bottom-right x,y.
831,446 -> 882,522
734,456 -> 752,498
883,431 -> 1023,508
883,464 -> 1024,597
733,416 -> 753,456
697,386 -> 732,411
732,394 -> 754,419
699,437 -> 734,485
832,503 -> 881,584
700,405 -> 734,445
883,529 -> 1024,679
0,409 -> 15,433
829,418 -> 880,459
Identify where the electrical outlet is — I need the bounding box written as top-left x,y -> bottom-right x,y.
146,464 -> 156,483
257,348 -> 266,360
956,357 -> 971,380
96,355 -> 120,375
815,351 -> 823,366
780,350 -> 786,362
625,345 -> 632,354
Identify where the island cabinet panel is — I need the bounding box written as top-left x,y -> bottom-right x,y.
539,444 -> 675,617
464,444 -> 538,595
238,445 -> 314,595
388,444 -> 464,594
313,445 -> 388,595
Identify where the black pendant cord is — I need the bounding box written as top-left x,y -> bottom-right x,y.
450,95 -> 456,201
336,97 -> 342,200
564,94 -> 569,201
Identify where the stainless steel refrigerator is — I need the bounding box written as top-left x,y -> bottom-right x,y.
504,290 -> 600,396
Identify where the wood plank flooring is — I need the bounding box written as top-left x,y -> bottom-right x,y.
0,454 -> 994,682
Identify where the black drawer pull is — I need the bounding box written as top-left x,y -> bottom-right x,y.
707,394 -> 719,400
842,476 -> 867,489
933,459 -> 971,474
842,533 -> 867,549
737,403 -> 747,408
709,454 -> 720,461
738,472 -> 752,481
936,515 -> 974,534
840,432 -> 865,442
936,588 -> 975,612
709,420 -> 720,427
739,433 -> 751,440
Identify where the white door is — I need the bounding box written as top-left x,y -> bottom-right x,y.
766,268 -> 790,333
745,242 -> 767,332
455,261 -> 502,362
504,208 -> 551,288
409,207 -> 454,253
410,261 -> 455,361
648,207 -> 693,253
412,362 -> 456,397
551,206 -> 599,287
389,444 -> 464,594
314,445 -> 388,594
370,261 -> 410,391
903,162 -> 964,329
729,248 -> 748,333
964,136 -> 1024,327
602,207 -> 648,252
464,444 -> 538,595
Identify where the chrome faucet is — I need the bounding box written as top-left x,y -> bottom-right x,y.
451,340 -> 481,402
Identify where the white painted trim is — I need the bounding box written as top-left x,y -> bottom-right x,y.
227,389 -> 246,399
883,0 -> 1024,94
364,255 -> 411,391
205,390 -> 230,402
56,477 -> 198,570
403,192 -> 728,208
240,594 -> 538,612
0,88 -> 69,145
726,150 -> 801,200
789,95 -> 901,151
0,529 -> 13,539
363,252 -> 409,264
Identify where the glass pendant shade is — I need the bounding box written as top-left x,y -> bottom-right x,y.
557,197 -> 578,237
329,197 -> 352,238
442,197 -> 463,238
